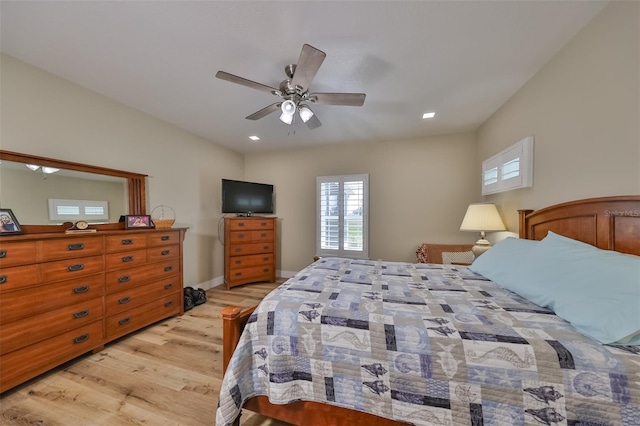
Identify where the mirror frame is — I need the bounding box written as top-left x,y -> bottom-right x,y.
0,149 -> 147,219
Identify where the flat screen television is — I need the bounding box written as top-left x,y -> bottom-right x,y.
221,179 -> 274,215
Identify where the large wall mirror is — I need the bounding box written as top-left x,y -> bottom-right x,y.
0,150 -> 146,226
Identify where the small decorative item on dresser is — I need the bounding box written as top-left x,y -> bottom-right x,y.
0,208 -> 22,235
151,205 -> 175,229
124,215 -> 152,229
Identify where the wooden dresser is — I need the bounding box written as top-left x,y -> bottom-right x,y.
0,227 -> 186,393
224,217 -> 276,289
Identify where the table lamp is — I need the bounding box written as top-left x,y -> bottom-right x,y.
460,203 -> 506,259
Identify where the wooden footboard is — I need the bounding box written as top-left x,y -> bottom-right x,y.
221,305 -> 256,372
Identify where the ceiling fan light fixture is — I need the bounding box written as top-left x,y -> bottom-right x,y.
42,167 -> 60,174
299,105 -> 314,123
279,111 -> 294,125
25,164 -> 40,171
281,99 -> 296,115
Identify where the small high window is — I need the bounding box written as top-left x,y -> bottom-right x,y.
482,136 -> 533,195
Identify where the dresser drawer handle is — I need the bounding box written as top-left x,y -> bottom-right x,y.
122,255 -> 134,262
68,243 -> 85,251
161,236 -> 170,241
0,276 -> 6,284
68,264 -> 85,272
118,275 -> 131,283
118,317 -> 130,326
238,223 -> 245,227
164,283 -> 173,290
121,239 -> 133,245
238,234 -> 245,239
73,334 -> 89,344
161,250 -> 170,256
263,257 -> 269,261
164,301 -> 173,307
235,272 -> 242,277
118,296 -> 131,304
235,260 -> 241,265
235,248 -> 242,252
73,285 -> 89,294
0,250 -> 6,258
73,309 -> 89,319
263,268 -> 269,273
164,266 -> 173,272
260,222 -> 267,227
263,246 -> 269,250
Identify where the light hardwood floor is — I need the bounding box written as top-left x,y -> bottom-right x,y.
0,280 -> 290,426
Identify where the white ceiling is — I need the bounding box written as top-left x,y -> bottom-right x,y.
1,1 -> 607,154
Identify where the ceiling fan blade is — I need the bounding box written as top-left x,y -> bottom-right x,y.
246,103 -> 281,120
290,44 -> 326,92
216,71 -> 278,94
310,93 -> 366,106
305,114 -> 322,130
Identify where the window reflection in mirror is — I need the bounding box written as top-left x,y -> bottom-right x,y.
0,160 -> 127,225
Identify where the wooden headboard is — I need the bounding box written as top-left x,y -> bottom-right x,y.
518,195 -> 640,256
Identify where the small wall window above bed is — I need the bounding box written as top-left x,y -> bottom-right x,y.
482,136 -> 533,194
316,174 -> 369,259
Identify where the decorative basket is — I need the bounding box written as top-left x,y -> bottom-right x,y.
151,205 -> 175,229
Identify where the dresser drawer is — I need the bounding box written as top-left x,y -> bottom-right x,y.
105,293 -> 181,340
0,297 -> 103,355
0,241 -> 37,267
147,244 -> 179,263
39,255 -> 104,283
228,253 -> 274,269
0,320 -> 103,393
229,242 -> 274,256
147,231 -> 181,247
227,219 -> 274,231
0,273 -> 104,324
106,279 -> 180,315
105,258 -> 180,294
227,265 -> 274,285
105,234 -> 147,253
0,264 -> 40,293
38,237 -> 103,262
229,230 -> 274,244
105,249 -> 147,271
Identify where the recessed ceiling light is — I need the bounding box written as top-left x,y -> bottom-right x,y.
249,136 -> 260,141
422,112 -> 436,119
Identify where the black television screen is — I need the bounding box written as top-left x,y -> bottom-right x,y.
222,179 -> 274,214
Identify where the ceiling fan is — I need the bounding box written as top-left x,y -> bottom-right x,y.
216,44 -> 366,130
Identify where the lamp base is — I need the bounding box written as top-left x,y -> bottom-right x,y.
471,239 -> 492,259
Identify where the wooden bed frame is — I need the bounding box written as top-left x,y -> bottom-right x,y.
221,195 -> 640,425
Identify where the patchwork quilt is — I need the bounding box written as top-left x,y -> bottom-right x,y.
216,257 -> 640,425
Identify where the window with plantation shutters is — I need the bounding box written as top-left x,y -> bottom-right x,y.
317,174 -> 369,259
482,136 -> 533,195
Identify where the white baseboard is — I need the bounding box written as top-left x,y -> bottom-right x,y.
190,270 -> 296,291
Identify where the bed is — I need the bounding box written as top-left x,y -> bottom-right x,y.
217,195 -> 640,425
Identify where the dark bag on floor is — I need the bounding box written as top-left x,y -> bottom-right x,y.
192,288 -> 207,306
184,287 -> 195,311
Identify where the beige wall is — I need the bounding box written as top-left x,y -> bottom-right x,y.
245,133 -> 477,273
0,53 -> 245,287
476,1 -> 640,230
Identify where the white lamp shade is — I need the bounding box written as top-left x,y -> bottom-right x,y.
25,164 -> 40,171
298,105 -> 314,123
459,203 -> 506,232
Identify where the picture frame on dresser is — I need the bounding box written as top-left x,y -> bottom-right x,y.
124,214 -> 152,229
0,209 -> 22,235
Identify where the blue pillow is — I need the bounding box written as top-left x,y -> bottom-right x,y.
469,237 -> 539,289
520,231 -> 640,345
